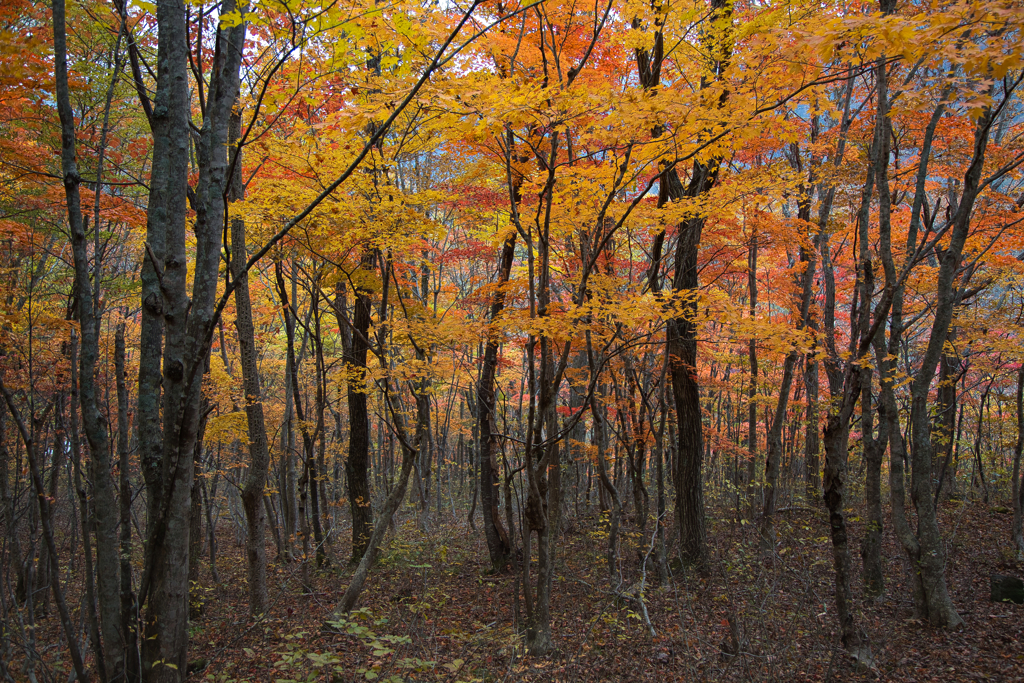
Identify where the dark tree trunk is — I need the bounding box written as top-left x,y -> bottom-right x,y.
346,253 -> 375,563
804,356 -> 820,501
115,322 -> 141,681
0,390 -> 88,681
330,377 -> 420,616
477,232 -> 515,572
665,0 -> 731,568
934,342 -> 959,502
133,0 -> 190,670
68,335 -> 105,676
276,262 -> 327,572
747,235 -> 759,514
860,376 -> 886,599
857,66 -> 893,599
1013,368 -> 1024,556
668,193 -> 713,569
822,394 -> 870,663
310,288 -> 328,567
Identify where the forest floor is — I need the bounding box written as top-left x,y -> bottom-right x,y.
177,495 -> 1024,683
31,495 -> 1024,682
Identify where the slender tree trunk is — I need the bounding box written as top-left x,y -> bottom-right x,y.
229,111 -> 271,616
934,341 -> 959,502
330,381 -> 419,616
414,257 -> 434,525
904,80 -> 997,631
276,261 -> 322,579
296,461 -> 311,591
0,391 -> 88,682
857,67 -> 893,599
747,234 -> 759,513
189,436 -> 205,597
345,254 -> 374,563
477,232 -> 515,572
1013,367 -> 1024,557
310,290 -> 328,567
523,221 -> 559,658
804,356 -> 820,501
860,376 -> 886,599
115,322 -> 141,682
875,80 -> 949,622
68,335 -> 105,677
818,84 -> 879,663
762,136 -> 819,542
280,313 -> 296,560
654,384 -> 669,584
822,392 -> 870,663
52,0 -> 123,672
760,350 -> 800,546
589,363 -> 621,584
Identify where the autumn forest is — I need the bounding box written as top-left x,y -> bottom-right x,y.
2,0 -> 1024,679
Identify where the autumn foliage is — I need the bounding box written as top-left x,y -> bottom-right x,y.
2,0 -> 1024,679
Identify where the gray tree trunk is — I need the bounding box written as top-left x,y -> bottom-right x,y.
138,0 -> 247,676
229,109 -> 271,615
905,105 -> 997,629
52,0 -> 124,674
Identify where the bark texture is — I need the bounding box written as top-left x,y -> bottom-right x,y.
230,111 -> 271,617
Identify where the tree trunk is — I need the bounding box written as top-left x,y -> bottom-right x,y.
139,0 -> 247,675
230,110 -> 271,616
857,68 -> 892,599
345,253 -> 375,563
115,322 -> 141,681
310,289 -> 329,567
760,350 -> 799,547
0,389 -> 89,681
52,0 -> 123,673
668,205 -> 711,569
804,356 -> 820,501
822,394 -> 871,663
666,0 -> 731,568
329,381 -> 419,616
1013,367 -> 1024,557
763,135 -> 819,542
134,0 -> 190,672
589,365 -> 621,584
934,341 -> 959,502
69,335 -> 106,676
477,232 -> 515,572
747,235 -> 759,514
860,375 -> 886,599
904,84 -> 997,631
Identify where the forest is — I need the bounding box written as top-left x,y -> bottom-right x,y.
2,0 -> 1024,679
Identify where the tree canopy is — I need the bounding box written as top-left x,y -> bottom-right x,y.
2,0 -> 1024,679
